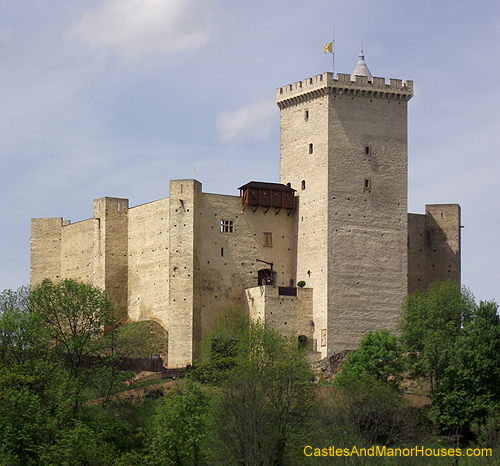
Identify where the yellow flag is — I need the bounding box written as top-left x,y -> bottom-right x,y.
324,41 -> 333,54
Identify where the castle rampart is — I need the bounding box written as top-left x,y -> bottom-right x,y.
276,72 -> 413,108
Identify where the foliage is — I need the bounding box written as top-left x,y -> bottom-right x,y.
30,279 -> 114,378
37,420 -> 117,466
189,308 -> 249,384
149,381 -> 211,466
398,279 -> 475,393
335,329 -> 403,391
111,320 -> 168,358
3,279 -> 500,464
472,409 -> 500,450
430,301 -> 500,432
399,282 -> 500,435
209,320 -> 315,466
0,281 -> 153,464
0,285 -> 45,366
318,374 -> 427,466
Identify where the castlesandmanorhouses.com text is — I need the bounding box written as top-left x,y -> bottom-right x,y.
303,446 -> 493,458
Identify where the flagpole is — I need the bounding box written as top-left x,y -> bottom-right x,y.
332,22 -> 335,76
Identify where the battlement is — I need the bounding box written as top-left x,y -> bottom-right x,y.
276,72 -> 413,107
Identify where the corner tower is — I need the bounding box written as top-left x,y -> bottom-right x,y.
277,57 -> 413,357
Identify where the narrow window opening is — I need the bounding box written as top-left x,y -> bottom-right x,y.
309,143 -> 313,154
365,145 -> 371,155
117,202 -> 120,212
301,180 -> 306,190
221,247 -> 224,257
304,110 -> 309,121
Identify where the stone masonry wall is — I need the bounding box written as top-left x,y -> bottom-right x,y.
168,180 -> 198,368
128,198 -> 170,328
408,204 -> 461,294
60,219 -> 93,283
195,191 -> 297,345
277,72 -> 412,356
93,197 -> 129,324
278,86 -> 329,358
326,83 -> 409,352
31,217 -> 63,286
244,285 -> 313,340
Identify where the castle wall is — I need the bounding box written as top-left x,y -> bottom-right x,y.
194,190 -> 297,348
408,213 -> 426,292
244,285 -> 313,341
408,204 -> 461,294
92,197 -> 129,323
167,180 -> 199,368
30,218 -> 63,286
60,219 -> 93,283
127,198 -> 170,328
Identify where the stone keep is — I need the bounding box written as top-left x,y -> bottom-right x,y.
30,51 -> 461,367
277,68 -> 412,353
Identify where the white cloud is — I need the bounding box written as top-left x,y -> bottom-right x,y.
67,0 -> 215,59
216,98 -> 277,146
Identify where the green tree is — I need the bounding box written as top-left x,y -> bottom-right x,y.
149,381 -> 211,466
29,279 -> 128,420
431,301 -> 500,433
317,374 -> 426,466
210,320 -> 315,466
189,308 -> 249,385
0,286 -> 61,465
335,329 -> 403,391
30,279 -> 114,380
0,286 -> 44,366
398,279 -> 475,393
0,283 -> 155,465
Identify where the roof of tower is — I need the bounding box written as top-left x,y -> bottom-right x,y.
351,44 -> 373,82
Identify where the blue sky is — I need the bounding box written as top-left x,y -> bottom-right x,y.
1,0 -> 498,302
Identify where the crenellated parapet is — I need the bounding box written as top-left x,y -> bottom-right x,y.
276,72 -> 413,108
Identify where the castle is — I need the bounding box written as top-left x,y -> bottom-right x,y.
31,49 -> 461,368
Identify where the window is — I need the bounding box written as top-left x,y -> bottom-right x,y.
365,145 -> 371,155
305,110 -> 309,121
263,232 -> 272,247
309,143 -> 313,154
364,178 -> 371,191
220,220 -> 233,233
301,180 -> 306,190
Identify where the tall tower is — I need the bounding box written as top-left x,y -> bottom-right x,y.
277,52 -> 413,357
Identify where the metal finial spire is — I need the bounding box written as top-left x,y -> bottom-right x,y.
351,43 -> 372,82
